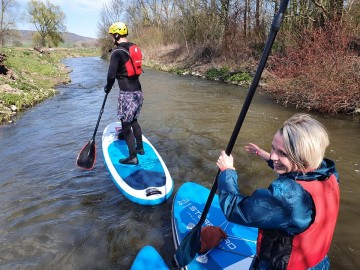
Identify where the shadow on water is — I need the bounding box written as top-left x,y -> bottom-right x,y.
0,56 -> 359,269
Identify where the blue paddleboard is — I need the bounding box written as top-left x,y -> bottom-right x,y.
172,182 -> 258,269
102,122 -> 173,205
130,246 -> 169,270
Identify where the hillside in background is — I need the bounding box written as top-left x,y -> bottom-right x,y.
15,30 -> 98,47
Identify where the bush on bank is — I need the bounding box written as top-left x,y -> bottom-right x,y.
142,24 -> 359,116
265,24 -> 360,115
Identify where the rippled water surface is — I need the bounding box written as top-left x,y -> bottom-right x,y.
0,57 -> 359,269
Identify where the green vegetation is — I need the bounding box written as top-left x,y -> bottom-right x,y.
0,47 -> 99,124
27,0 -> 66,47
205,67 -> 230,80
204,67 -> 252,85
226,72 -> 252,85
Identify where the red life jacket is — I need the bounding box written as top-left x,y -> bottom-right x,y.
289,174 -> 340,269
256,174 -> 340,270
113,43 -> 143,77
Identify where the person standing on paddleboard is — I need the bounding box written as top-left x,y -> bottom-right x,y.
104,22 -> 144,165
215,113 -> 340,270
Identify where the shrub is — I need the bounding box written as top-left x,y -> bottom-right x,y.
205,67 -> 230,80
226,72 -> 252,84
266,23 -> 360,114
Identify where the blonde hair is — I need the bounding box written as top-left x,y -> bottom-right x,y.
280,113 -> 329,171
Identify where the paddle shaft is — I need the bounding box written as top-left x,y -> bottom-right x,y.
91,92 -> 109,140
196,0 -> 289,227
175,2 -> 290,266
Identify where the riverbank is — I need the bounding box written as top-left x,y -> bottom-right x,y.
1,45 -> 259,125
142,44 -> 255,86
1,44 -> 359,125
142,43 -> 360,117
0,47 -> 98,124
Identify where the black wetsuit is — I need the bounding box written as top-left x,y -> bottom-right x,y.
106,42 -> 142,92
105,42 -> 143,161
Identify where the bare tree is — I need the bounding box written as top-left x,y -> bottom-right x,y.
0,0 -> 19,46
98,0 -> 125,36
97,0 -> 126,58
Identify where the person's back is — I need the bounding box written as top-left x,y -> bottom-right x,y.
104,22 -> 145,165
110,42 -> 142,91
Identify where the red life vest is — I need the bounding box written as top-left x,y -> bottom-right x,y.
256,174 -> 340,269
113,43 -> 143,77
288,174 -> 340,269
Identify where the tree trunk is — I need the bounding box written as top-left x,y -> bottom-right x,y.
244,0 -> 248,37
330,0 -> 344,21
255,0 -> 260,32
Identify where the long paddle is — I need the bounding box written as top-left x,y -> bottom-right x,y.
76,92 -> 109,170
173,0 -> 290,267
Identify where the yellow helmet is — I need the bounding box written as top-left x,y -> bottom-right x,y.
108,22 -> 128,36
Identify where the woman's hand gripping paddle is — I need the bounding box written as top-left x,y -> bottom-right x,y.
76,93 -> 108,170
173,0 -> 290,267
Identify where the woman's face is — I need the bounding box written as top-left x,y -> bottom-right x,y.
270,131 -> 298,174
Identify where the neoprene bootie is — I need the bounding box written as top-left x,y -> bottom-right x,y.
136,147 -> 145,155
117,132 -> 125,140
119,156 -> 138,165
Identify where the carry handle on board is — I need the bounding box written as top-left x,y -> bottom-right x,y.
173,0 -> 290,267
76,92 -> 109,170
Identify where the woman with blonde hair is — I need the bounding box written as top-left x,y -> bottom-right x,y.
216,113 -> 340,270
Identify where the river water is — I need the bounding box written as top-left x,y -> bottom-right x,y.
0,57 -> 359,270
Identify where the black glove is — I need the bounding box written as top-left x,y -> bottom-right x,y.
104,85 -> 111,93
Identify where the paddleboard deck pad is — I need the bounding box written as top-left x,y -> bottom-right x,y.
102,122 -> 173,205
130,245 -> 169,270
172,182 -> 258,269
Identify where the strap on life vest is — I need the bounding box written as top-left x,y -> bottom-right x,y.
114,48 -> 137,75
112,45 -> 142,77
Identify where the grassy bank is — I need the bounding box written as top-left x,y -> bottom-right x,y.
0,47 -> 99,124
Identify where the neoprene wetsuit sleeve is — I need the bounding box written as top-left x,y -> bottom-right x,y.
106,50 -> 119,89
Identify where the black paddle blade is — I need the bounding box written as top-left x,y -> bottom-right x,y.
76,139 -> 96,170
174,225 -> 201,267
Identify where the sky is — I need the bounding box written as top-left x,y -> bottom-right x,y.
18,0 -> 112,39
